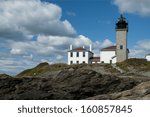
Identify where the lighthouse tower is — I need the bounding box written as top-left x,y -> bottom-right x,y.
116,15 -> 128,62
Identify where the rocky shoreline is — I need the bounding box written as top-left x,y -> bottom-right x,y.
0,67 -> 150,100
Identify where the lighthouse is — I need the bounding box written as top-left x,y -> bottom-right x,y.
116,14 -> 128,62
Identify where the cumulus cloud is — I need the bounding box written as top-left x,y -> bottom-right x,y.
0,57 -> 37,75
0,0 -> 76,41
0,0 -> 114,75
23,54 -> 33,61
10,35 -> 99,56
135,40 -> 150,50
113,0 -> 150,16
92,39 -> 114,57
10,33 -> 113,55
129,40 -> 150,58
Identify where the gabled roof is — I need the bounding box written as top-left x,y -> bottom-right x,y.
68,47 -> 93,54
70,47 -> 86,51
101,46 -> 130,53
101,46 -> 116,51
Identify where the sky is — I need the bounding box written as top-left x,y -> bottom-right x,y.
0,0 -> 150,75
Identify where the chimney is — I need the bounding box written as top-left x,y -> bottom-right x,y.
70,45 -> 73,50
90,44 -> 92,51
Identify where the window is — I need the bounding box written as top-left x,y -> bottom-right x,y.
120,45 -> 123,49
70,61 -> 73,64
70,52 -> 73,57
83,52 -> 85,57
77,61 -> 79,64
76,52 -> 79,57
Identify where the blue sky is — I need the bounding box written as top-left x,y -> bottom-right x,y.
0,0 -> 150,75
46,0 -> 150,47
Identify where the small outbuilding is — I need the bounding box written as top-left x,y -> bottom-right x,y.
100,46 -> 117,64
145,54 -> 150,61
91,57 -> 100,63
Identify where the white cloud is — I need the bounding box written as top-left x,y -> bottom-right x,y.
10,34 -> 114,58
135,40 -> 150,50
10,35 -> 94,56
92,39 -> 114,57
113,0 -> 150,16
23,54 -> 33,61
101,39 -> 114,48
129,39 -> 150,58
10,49 -> 25,55
0,0 -> 115,75
93,39 -> 113,49
73,35 -> 92,47
0,57 -> 37,75
0,0 -> 76,41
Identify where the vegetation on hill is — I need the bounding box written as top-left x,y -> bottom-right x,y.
17,58 -> 150,77
0,74 -> 12,78
117,58 -> 150,72
17,62 -> 67,77
17,63 -> 119,77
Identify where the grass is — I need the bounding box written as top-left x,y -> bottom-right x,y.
104,64 -> 119,73
17,59 -> 150,77
117,58 -> 150,72
17,62 -> 67,77
0,74 -> 12,78
17,62 -> 121,77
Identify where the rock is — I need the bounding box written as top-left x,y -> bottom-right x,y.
87,81 -> 150,100
0,68 -> 141,100
68,68 -> 74,72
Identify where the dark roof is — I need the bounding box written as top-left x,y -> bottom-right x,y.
116,14 -> 128,29
101,46 -> 116,51
90,57 -> 100,62
71,47 -> 86,51
101,46 -> 130,52
68,47 -> 93,53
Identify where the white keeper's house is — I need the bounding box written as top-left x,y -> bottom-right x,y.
68,45 -> 94,65
145,54 -> 150,61
67,15 -> 129,65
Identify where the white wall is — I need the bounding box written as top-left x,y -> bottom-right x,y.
100,51 -> 116,63
112,56 -> 116,63
68,51 -> 93,65
146,55 -> 150,61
